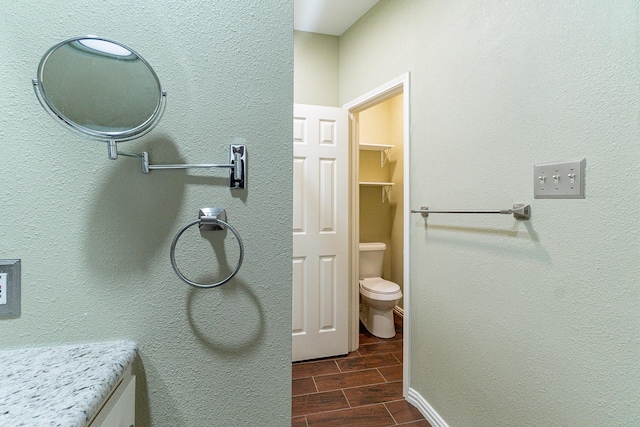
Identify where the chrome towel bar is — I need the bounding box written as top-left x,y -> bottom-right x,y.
411,204 -> 530,220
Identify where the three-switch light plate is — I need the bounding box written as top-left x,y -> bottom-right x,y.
534,158 -> 586,199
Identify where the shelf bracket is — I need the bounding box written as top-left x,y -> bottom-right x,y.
380,148 -> 391,167
382,185 -> 392,203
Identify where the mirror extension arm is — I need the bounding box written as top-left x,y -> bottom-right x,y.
108,141 -> 246,189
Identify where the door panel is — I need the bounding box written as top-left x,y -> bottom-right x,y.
292,104 -> 349,362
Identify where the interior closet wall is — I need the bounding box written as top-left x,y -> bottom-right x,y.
358,94 -> 404,301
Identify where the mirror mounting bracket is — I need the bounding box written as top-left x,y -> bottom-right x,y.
108,141 -> 246,189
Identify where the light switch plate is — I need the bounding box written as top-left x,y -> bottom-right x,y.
0,259 -> 21,318
534,158 -> 586,199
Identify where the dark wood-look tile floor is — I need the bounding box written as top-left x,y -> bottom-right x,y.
292,315 -> 431,427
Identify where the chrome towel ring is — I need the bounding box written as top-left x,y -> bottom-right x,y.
170,208 -> 244,288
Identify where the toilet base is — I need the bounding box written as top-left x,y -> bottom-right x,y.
359,304 -> 396,339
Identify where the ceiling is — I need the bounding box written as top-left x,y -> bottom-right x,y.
294,0 -> 380,36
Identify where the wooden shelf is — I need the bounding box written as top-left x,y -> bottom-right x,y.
359,143 -> 394,166
359,181 -> 394,186
359,182 -> 394,203
359,143 -> 394,151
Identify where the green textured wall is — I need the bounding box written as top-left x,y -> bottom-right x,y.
340,0 -> 640,425
293,30 -> 339,107
0,1 -> 292,426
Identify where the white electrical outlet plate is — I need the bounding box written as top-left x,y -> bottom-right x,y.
0,273 -> 6,305
534,158 -> 586,199
0,273 -> 7,305
0,259 -> 20,318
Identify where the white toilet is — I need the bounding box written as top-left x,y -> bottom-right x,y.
359,242 -> 403,338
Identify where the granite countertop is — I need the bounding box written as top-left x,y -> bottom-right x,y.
0,340 -> 137,427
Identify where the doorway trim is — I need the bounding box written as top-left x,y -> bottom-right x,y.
343,72 -> 411,397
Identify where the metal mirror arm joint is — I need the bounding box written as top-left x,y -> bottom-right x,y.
109,142 -> 246,189
144,144 -> 246,190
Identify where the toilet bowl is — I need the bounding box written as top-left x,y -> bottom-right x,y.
358,243 -> 402,338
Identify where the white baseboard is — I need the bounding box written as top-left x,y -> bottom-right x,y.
395,306 -> 445,427
393,305 -> 404,317
407,387 -> 450,427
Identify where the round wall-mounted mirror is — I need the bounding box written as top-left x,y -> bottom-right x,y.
33,36 -> 165,142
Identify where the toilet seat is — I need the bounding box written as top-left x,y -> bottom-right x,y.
359,277 -> 402,301
360,277 -> 400,294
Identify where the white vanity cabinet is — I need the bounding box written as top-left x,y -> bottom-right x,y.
89,370 -> 136,427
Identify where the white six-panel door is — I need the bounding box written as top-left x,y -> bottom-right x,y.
292,104 -> 349,362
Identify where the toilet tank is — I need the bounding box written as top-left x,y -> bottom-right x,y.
359,242 -> 386,279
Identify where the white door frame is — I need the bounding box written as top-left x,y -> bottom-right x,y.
343,72 -> 411,397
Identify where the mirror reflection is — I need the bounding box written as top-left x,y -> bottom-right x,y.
34,36 -> 165,142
